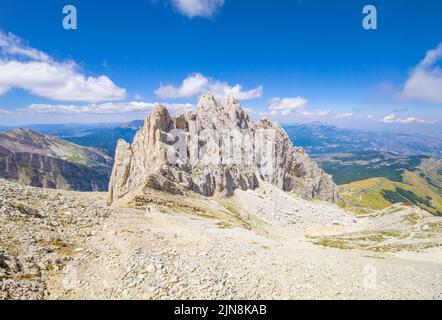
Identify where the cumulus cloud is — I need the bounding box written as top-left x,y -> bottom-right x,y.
267,97 -> 308,116
382,114 -> 437,124
262,95 -> 437,124
171,0 -> 224,18
265,97 -> 355,120
0,30 -> 126,102
22,101 -> 193,115
399,43 -> 442,104
155,73 -> 263,100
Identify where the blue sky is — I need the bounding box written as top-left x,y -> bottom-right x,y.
0,0 -> 441,134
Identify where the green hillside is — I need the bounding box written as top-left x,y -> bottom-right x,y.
339,170 -> 442,216
315,152 -> 428,185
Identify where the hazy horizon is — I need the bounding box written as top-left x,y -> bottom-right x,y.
1,114 -> 441,138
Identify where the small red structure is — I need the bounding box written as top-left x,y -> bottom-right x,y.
402,202 -> 413,207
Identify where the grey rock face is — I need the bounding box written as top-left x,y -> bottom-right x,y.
108,93 -> 337,204
0,129 -> 113,191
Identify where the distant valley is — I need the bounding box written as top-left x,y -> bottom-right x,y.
333,154 -> 442,216
286,123 -> 442,215
285,123 -> 442,159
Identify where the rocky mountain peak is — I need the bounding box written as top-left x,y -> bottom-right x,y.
1,128 -> 54,154
195,93 -> 251,131
3,128 -> 48,146
196,92 -> 218,111
108,93 -> 338,204
8,128 -> 41,136
147,105 -> 174,136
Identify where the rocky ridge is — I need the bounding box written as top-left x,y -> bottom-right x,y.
0,129 -> 113,191
108,93 -> 337,204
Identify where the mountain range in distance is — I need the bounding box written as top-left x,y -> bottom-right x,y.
285,122 -> 442,159
2,121 -> 441,160
1,120 -> 441,215
0,120 -> 143,157
0,128 -> 112,191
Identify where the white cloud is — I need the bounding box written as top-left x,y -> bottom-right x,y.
0,30 -> 126,102
265,97 -> 360,120
382,113 -> 437,124
156,73 -> 208,98
0,84 -> 10,95
0,31 -> 51,62
264,98 -> 381,122
299,110 -> 312,116
267,97 -> 308,116
155,73 -> 263,100
299,109 -> 334,117
399,43 -> 442,104
316,109 -> 332,117
336,112 -> 354,119
0,108 -> 11,115
262,98 -> 437,124
22,101 -> 193,115
382,114 -> 396,123
171,0 -> 224,18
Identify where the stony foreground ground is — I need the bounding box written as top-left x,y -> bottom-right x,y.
1,179 -> 442,300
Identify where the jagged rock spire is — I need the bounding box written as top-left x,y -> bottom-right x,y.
108,93 -> 337,204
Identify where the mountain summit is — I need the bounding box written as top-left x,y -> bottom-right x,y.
108,93 -> 337,204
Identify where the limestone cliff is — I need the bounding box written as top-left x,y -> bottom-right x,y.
108,93 -> 337,204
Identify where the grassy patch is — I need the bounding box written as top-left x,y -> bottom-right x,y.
314,238 -> 353,250
216,221 -> 233,229
339,171 -> 442,215
312,228 -> 442,253
405,213 -> 421,225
